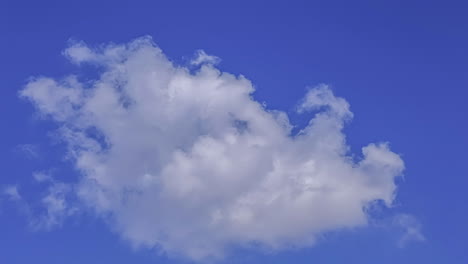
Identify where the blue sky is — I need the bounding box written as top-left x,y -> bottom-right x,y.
1,0 -> 467,263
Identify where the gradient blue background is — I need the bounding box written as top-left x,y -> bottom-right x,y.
1,0 -> 467,263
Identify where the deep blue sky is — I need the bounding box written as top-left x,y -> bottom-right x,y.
1,0 -> 467,263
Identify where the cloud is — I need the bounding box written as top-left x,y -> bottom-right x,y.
191,50 -> 221,66
1,173 -> 75,231
3,185 -> 21,201
31,181 -> 77,230
63,40 -> 96,64
33,171 -> 54,183
1,184 -> 32,221
20,36 -> 405,261
394,214 -> 425,247
14,144 -> 39,159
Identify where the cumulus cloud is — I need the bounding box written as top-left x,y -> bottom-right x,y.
20,36 -> 405,261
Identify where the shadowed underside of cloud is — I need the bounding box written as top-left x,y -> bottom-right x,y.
20,36 -> 404,261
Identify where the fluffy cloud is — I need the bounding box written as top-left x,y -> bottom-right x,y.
20,36 -> 404,260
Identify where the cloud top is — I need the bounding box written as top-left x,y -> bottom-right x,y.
20,36 -> 404,261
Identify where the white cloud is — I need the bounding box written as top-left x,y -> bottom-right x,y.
20,36 -> 405,261
33,171 -> 54,183
63,40 -> 96,64
191,50 -> 221,66
14,144 -> 39,159
3,185 -> 21,201
1,175 -> 75,231
394,214 -> 425,247
31,182 -> 77,230
30,171 -> 76,230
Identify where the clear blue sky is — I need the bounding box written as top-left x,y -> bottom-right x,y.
1,0 -> 467,263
